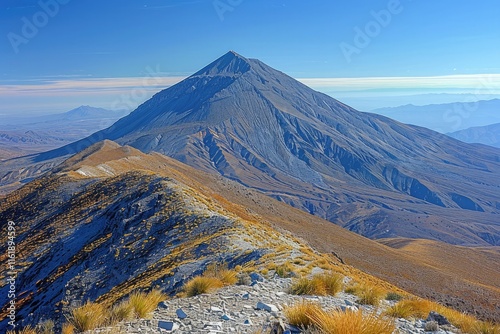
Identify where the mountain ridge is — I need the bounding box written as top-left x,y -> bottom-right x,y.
1,140 -> 499,329
447,122 -> 500,148
372,99 -> 500,133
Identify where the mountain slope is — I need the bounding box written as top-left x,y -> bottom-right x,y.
447,123 -> 500,148
1,141 -> 498,330
1,52 -> 499,246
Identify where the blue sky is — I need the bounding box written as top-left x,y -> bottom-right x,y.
1,0 -> 500,115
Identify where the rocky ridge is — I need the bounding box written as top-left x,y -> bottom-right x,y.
86,274 -> 460,334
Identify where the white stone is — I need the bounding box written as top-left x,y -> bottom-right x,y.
256,301 -> 279,312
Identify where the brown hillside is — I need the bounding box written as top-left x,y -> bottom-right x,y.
50,140 -> 499,321
149,151 -> 500,321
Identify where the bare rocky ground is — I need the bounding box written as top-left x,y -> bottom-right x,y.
87,275 -> 459,334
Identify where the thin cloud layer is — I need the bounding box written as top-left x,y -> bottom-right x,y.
1,74 -> 499,115
2,74 -> 499,98
298,74 -> 500,93
0,77 -> 186,97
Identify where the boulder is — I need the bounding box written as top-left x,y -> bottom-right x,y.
426,311 -> 451,325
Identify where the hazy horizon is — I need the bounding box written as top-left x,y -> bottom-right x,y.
2,1 -> 500,119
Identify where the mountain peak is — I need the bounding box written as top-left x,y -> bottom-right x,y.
192,50 -> 251,77
54,140 -> 144,174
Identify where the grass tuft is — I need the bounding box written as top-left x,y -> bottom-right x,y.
289,273 -> 343,296
471,321 -> 500,334
384,300 -> 415,318
385,298 -> 500,333
7,326 -> 37,334
182,263 -> 238,297
128,289 -> 167,319
65,301 -> 107,332
37,320 -> 55,334
385,299 -> 434,319
273,262 -> 296,278
183,276 -> 224,297
217,268 -> 239,285
385,292 -> 404,301
309,308 -> 395,334
352,283 -> 386,306
284,300 -> 323,328
108,300 -> 134,325
61,323 -> 75,334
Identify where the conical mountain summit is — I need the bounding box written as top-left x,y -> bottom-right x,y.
2,51 -> 500,245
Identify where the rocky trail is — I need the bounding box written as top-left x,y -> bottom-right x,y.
91,274 -> 459,334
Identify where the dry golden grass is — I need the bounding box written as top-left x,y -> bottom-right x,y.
182,263 -> 239,297
309,308 -> 395,334
284,300 -> 323,328
108,300 -> 134,325
65,301 -> 107,332
290,273 -> 343,296
290,277 -> 322,295
316,273 -> 344,295
470,321 -> 500,334
349,283 -> 386,306
385,298 -> 435,319
384,300 -> 415,318
204,263 -> 239,285
37,320 -> 54,334
217,268 -> 239,285
7,326 -> 37,334
128,289 -> 166,319
384,298 -> 500,333
435,304 -> 500,334
273,261 -> 296,278
183,276 -> 225,297
61,323 -> 75,334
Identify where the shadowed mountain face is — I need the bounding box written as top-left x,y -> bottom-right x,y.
2,51 -> 500,245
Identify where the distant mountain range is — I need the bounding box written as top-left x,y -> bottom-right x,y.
447,123 -> 500,148
372,99 -> 500,133
1,51 -> 499,247
0,106 -> 128,160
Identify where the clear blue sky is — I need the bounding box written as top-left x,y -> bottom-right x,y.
1,0 -> 500,114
